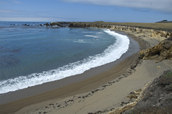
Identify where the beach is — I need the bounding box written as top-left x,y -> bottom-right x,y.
0,24 -> 172,114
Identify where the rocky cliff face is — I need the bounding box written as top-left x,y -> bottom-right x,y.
139,37 -> 172,60
124,70 -> 172,114
111,25 -> 172,39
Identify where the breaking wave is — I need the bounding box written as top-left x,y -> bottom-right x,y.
84,35 -> 99,38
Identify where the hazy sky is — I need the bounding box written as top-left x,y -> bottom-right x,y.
0,0 -> 172,22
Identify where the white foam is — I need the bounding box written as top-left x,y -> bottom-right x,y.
74,39 -> 87,43
84,35 -> 99,38
0,29 -> 130,94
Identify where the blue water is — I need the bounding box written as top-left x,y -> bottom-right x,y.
0,22 -> 130,94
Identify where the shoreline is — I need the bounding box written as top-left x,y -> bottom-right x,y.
0,28 -> 131,95
16,28 -> 172,114
0,30 -> 143,113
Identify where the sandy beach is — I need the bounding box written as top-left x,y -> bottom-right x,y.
0,26 -> 171,114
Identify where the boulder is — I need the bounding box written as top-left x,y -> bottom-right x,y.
139,37 -> 172,60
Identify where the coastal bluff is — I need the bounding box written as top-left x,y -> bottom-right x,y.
140,37 -> 172,60
68,22 -> 172,43
124,70 -> 172,114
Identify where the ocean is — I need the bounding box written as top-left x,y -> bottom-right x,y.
0,22 -> 129,94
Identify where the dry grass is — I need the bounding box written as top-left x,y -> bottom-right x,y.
71,22 -> 172,31
111,22 -> 172,31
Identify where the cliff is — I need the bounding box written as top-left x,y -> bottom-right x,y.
124,70 -> 172,114
139,37 -> 172,60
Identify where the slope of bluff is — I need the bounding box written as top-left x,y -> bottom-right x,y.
124,70 -> 172,114
139,37 -> 172,60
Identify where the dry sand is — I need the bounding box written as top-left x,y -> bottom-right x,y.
0,29 -> 171,114
15,60 -> 172,114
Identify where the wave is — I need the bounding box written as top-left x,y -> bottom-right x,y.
74,39 -> 87,43
0,29 -> 130,94
84,35 -> 99,38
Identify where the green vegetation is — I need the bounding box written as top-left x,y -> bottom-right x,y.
165,71 -> 172,78
156,20 -> 172,23
160,70 -> 172,91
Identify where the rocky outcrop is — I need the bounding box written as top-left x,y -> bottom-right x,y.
124,70 -> 172,114
139,37 -> 172,60
156,20 -> 172,23
111,25 -> 172,39
69,22 -> 112,28
45,22 -> 71,27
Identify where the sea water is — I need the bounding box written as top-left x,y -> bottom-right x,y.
0,22 -> 129,94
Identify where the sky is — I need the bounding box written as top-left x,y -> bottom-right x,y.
0,0 -> 172,22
